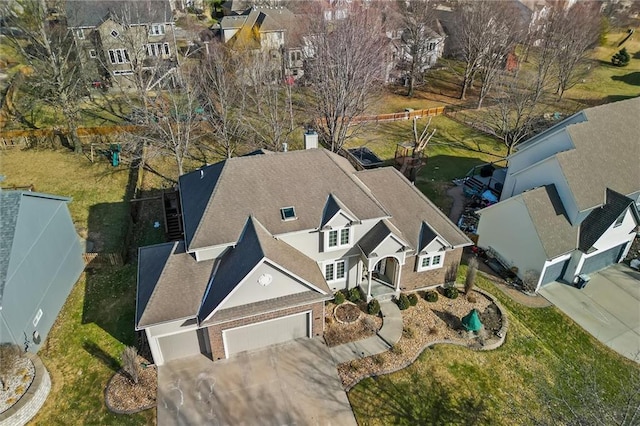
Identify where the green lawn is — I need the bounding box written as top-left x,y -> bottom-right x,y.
1,149 -> 155,424
348,267 -> 640,425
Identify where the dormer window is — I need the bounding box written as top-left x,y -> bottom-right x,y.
281,206 -> 296,221
613,211 -> 625,228
325,227 -> 351,251
149,24 -> 165,36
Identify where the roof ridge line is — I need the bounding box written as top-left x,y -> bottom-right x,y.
189,160 -> 229,250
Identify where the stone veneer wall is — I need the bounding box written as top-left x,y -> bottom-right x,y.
0,353 -> 51,426
206,302 -> 325,360
400,248 -> 463,291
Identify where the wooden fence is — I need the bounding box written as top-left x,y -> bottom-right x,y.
82,252 -> 124,268
317,106 -> 445,128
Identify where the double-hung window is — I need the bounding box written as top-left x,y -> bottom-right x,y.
417,252 -> 445,272
149,24 -> 165,36
326,227 -> 351,250
108,48 -> 129,64
325,260 -> 346,282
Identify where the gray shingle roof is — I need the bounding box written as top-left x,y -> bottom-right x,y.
136,241 -> 214,328
358,219 -> 408,257
418,222 -> 438,252
198,216 -> 330,322
355,167 -> 472,250
521,185 -> 578,259
66,0 -> 173,28
320,194 -> 358,228
579,189 -> 639,252
179,149 -> 388,251
555,97 -> 640,211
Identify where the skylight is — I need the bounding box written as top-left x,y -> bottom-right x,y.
281,206 -> 296,221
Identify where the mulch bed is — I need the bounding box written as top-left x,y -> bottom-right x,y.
334,303 -> 362,323
104,357 -> 157,414
324,302 -> 383,347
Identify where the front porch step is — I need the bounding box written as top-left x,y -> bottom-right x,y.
375,293 -> 395,302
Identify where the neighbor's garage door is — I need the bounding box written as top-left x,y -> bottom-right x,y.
224,312 -> 310,358
157,330 -> 202,364
579,244 -> 626,276
540,259 -> 570,287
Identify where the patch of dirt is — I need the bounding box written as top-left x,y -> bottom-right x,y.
334,303 -> 361,323
0,356 -> 34,414
324,302 -> 382,347
337,289 -> 505,388
105,357 -> 156,413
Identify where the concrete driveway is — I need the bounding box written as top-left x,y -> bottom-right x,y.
539,263 -> 640,362
157,338 -> 357,426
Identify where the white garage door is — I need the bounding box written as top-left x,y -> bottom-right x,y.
224,312 -> 310,358
157,329 -> 205,364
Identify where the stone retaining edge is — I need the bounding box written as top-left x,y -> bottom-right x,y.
104,370 -> 156,415
0,353 -> 51,426
344,287 -> 509,391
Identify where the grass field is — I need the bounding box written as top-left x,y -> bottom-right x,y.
1,148 -> 155,424
348,266 -> 640,425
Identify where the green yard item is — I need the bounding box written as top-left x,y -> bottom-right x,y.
462,309 -> 482,332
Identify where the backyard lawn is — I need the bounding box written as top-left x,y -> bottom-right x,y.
348,266 -> 640,425
1,149 -> 155,424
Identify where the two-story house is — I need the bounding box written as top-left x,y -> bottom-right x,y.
65,0 -> 178,90
136,148 -> 471,365
476,97 -> 640,291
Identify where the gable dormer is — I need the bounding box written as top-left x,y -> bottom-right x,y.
320,194 -> 359,252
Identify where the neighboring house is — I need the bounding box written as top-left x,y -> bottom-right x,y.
0,191 -> 84,352
65,0 -> 178,90
385,23 -> 445,85
476,97 -> 640,291
136,148 -> 471,365
218,5 -> 304,79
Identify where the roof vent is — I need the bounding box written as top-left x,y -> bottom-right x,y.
281,206 -> 296,221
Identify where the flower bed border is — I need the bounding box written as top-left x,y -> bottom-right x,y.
343,286 -> 509,391
0,353 -> 50,426
104,367 -> 157,415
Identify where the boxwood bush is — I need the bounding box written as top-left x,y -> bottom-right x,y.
408,293 -> 419,306
334,291 -> 345,305
443,286 -> 459,299
367,298 -> 381,315
425,290 -> 439,302
396,293 -> 410,310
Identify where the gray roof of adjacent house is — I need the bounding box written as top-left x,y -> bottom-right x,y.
520,185 -> 578,259
66,0 -> 173,28
553,97 -> 640,211
355,167 -> 472,251
199,216 -> 330,323
579,189 -> 640,252
0,191 -> 71,306
136,241 -> 214,328
179,149 -> 389,251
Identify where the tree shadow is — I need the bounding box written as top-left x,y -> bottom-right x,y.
611,72 -> 640,86
634,51 -> 640,60
82,340 -> 120,372
432,309 -> 462,330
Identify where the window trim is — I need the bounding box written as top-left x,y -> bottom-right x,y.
613,211 -> 625,228
417,252 -> 445,272
324,227 -> 351,251
88,49 -> 97,58
280,206 -> 296,221
74,28 -> 84,39
108,48 -> 130,64
110,29 -> 119,38
149,23 -> 165,36
324,259 -> 347,283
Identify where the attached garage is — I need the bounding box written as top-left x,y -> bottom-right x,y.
223,312 -> 310,358
579,244 -> 626,276
540,258 -> 570,287
157,329 -> 210,364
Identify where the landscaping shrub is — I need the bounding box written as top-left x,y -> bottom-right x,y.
428,326 -> 438,335
523,270 -> 540,293
465,257 -> 478,295
0,343 -> 22,391
333,290 -> 345,305
391,344 -> 403,355
367,298 -> 380,315
467,294 -> 477,303
372,354 -> 385,365
403,327 -> 415,339
443,286 -> 459,299
425,290 -> 438,302
611,47 -> 630,66
348,287 -> 361,303
122,346 -> 140,385
396,293 -> 410,310
407,293 -> 418,306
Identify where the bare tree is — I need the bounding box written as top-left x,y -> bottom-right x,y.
4,0 -> 86,153
393,0 -> 441,98
552,2 -> 601,100
193,43 -> 248,159
305,6 -> 387,152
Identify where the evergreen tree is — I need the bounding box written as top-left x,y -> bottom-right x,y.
611,47 -> 630,66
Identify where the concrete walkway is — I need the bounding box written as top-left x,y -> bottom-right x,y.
330,300 -> 403,364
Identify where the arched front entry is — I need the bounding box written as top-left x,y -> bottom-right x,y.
364,256 -> 402,300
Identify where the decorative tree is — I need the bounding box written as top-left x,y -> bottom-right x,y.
465,257 -> 479,296
611,48 -> 630,67
122,346 -> 140,385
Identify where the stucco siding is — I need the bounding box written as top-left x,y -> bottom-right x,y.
206,302 -> 324,361
477,198 -> 547,279
219,262 -> 314,310
2,197 -> 83,352
400,248 -> 463,291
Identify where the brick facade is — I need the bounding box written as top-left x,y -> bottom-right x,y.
206,302 -> 325,360
400,248 -> 463,291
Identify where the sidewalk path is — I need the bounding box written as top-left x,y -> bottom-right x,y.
330,300 -> 403,364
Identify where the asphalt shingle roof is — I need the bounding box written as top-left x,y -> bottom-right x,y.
66,0 -> 173,28
521,185 -> 578,259
355,167 -> 472,251
579,189 -> 638,252
179,149 -> 388,251
358,219 -> 407,257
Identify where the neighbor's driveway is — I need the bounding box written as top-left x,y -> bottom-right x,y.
539,263 -> 640,362
157,338 -> 357,426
